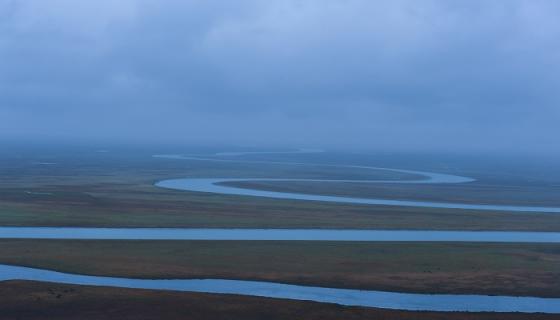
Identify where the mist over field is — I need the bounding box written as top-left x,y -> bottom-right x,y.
1,0 -> 559,154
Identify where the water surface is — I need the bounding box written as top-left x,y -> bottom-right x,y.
0,264 -> 558,313
157,178 -> 560,213
1,228 -> 560,242
155,154 -> 560,213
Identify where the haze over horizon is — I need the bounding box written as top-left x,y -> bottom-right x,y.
1,0 -> 559,155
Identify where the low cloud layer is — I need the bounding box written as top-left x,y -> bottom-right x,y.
1,0 -> 559,153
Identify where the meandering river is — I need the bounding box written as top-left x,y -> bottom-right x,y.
154,154 -> 560,213
3,151 -> 560,313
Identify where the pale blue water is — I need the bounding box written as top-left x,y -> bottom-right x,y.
0,264 -> 559,313
154,154 -> 560,213
1,227 -> 560,242
157,178 -> 560,213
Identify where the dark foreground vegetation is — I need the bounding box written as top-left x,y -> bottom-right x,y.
0,281 -> 557,320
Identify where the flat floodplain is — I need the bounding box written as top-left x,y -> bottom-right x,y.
2,148 -> 560,315
1,150 -> 560,231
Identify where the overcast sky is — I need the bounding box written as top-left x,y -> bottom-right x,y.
0,0 -> 559,153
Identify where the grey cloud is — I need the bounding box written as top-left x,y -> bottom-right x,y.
0,0 -> 559,153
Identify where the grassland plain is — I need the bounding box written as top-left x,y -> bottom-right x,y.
1,150 -> 560,230
1,240 -> 559,297
1,281 -> 557,320
2,148 -> 560,318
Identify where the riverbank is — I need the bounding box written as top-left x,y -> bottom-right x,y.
0,281 -> 557,320
1,240 -> 559,298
